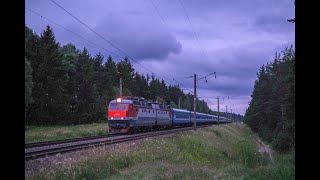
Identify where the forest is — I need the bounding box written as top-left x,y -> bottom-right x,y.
244,46 -> 295,152
25,25 -> 242,126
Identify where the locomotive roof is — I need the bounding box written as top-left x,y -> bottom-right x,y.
109,99 -> 169,109
109,99 -> 134,104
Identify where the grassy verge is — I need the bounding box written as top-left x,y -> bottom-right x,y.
26,123 -> 294,179
25,122 -> 109,143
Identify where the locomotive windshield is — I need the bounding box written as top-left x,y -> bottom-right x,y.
109,103 -> 128,110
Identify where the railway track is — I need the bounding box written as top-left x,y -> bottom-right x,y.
25,125 -> 212,161
25,134 -> 113,149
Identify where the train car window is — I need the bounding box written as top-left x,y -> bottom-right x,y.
133,100 -> 140,106
153,104 -> 159,109
109,103 -> 128,110
175,112 -> 189,119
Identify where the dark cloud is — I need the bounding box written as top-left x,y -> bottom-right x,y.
137,40 -> 292,99
86,13 -> 183,61
25,0 -> 295,115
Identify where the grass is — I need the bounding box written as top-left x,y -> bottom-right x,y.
26,123 -> 295,180
25,122 -> 109,143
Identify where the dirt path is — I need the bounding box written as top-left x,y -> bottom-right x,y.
255,138 -> 274,163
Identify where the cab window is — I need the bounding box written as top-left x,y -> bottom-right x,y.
109,103 -> 128,110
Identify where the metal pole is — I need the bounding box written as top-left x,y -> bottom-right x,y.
193,74 -> 196,130
178,97 -> 181,109
217,97 -> 220,125
226,105 -> 228,118
231,109 -> 232,122
120,77 -> 122,97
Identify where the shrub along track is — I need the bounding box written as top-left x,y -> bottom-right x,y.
25,124 -> 215,161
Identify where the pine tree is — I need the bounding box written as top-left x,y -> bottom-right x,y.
25,57 -> 33,119
104,55 -> 117,102
60,43 -> 80,123
26,26 -> 69,124
116,57 -> 135,92
74,48 -> 99,124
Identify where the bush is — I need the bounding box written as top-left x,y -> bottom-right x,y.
272,131 -> 292,152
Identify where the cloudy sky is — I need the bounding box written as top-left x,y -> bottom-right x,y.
25,0 -> 295,115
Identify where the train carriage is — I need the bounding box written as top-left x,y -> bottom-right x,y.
171,108 -> 191,126
207,114 -> 217,123
196,112 -> 209,124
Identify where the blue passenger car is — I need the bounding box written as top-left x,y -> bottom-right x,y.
171,108 -> 191,126
196,112 -> 209,123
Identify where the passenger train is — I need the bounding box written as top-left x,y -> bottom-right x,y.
107,96 -> 231,133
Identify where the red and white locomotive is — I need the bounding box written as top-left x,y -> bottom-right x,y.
107,96 -> 171,133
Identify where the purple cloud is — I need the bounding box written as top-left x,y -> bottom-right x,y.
25,0 -> 295,115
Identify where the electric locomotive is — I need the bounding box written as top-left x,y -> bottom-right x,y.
107,96 -> 171,133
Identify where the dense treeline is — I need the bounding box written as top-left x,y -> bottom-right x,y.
25,25 -> 241,125
244,46 -> 295,152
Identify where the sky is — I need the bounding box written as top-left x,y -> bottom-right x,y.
25,0 -> 295,115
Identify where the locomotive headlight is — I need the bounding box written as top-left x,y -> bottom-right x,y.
116,98 -> 122,103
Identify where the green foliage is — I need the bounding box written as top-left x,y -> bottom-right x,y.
25,57 -> 33,113
169,101 -> 178,108
25,122 -> 107,143
176,136 -> 223,165
236,138 -> 266,168
25,26 -> 69,124
244,46 -> 295,152
25,25 -> 34,45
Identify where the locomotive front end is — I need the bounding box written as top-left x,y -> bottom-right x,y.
107,98 -> 136,133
